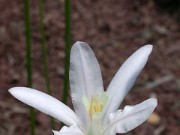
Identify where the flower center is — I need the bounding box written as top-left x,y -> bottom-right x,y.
83,92 -> 108,120
89,96 -> 103,120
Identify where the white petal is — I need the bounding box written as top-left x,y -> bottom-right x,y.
70,41 -> 104,125
52,125 -> 84,135
104,98 -> 157,134
9,87 -> 78,126
103,45 -> 153,120
52,130 -> 59,135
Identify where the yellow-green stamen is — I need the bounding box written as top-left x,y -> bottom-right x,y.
83,92 -> 108,120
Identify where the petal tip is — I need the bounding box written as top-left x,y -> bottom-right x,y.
9,87 -> 31,99
149,98 -> 158,107
52,130 -> 59,135
135,44 -> 153,58
145,44 -> 153,50
74,41 -> 87,47
8,87 -> 20,96
76,41 -> 84,44
141,44 -> 153,53
72,41 -> 90,52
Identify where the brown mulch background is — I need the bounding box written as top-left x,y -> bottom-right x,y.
0,0 -> 180,135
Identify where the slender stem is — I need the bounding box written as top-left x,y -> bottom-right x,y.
62,0 -> 71,103
23,0 -> 35,134
38,0 -> 55,128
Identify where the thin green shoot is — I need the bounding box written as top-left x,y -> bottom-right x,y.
62,0 -> 71,104
38,0 -> 55,128
23,0 -> 35,134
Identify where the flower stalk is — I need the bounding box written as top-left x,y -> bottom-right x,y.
23,0 -> 35,134
63,0 -> 71,104
38,0 -> 54,128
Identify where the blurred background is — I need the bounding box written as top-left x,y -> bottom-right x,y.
0,0 -> 180,135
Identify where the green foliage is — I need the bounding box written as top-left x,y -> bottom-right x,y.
38,0 -> 55,129
23,0 -> 72,132
62,0 -> 71,104
23,0 -> 35,134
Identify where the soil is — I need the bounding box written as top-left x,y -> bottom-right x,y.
0,0 -> 180,135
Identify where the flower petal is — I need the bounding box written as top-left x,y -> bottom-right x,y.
52,125 -> 83,135
104,98 -> 157,134
9,87 -> 78,126
103,45 -> 153,120
70,41 -> 104,125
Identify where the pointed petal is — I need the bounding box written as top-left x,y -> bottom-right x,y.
70,41 -> 104,98
104,98 -> 157,134
103,45 -> 153,119
9,87 -> 78,126
52,125 -> 83,135
70,41 -> 104,125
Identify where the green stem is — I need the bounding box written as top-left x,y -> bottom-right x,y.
38,0 -> 55,128
62,0 -> 71,103
23,0 -> 35,134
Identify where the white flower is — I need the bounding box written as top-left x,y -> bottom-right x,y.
9,41 -> 157,135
